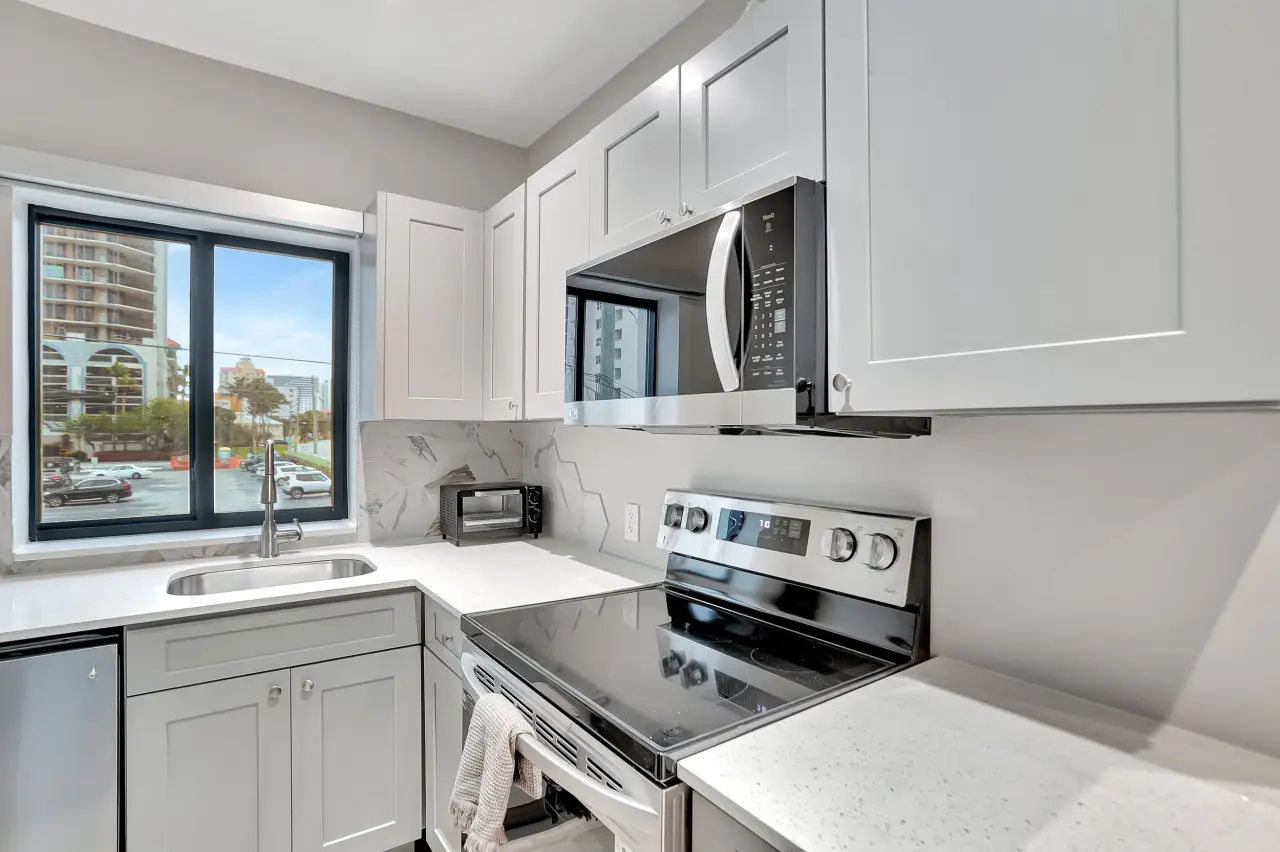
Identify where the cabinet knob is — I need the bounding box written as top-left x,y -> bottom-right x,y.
656,209 -> 672,224
832,373 -> 851,393
301,679 -> 315,693
680,201 -> 693,217
268,685 -> 282,699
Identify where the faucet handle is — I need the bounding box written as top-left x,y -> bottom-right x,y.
279,519 -> 304,544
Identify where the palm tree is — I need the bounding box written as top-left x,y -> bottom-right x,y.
106,361 -> 139,416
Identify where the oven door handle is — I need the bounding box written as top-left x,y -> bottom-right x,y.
706,210 -> 742,392
461,652 -> 660,851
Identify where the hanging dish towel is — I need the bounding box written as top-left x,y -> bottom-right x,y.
451,692 -> 546,852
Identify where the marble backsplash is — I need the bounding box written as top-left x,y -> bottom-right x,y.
358,421 -> 525,543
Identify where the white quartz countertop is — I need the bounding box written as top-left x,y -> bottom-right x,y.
679,657 -> 1280,852
0,539 -> 662,644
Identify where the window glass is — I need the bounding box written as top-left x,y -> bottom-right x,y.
564,294 -> 578,403
36,223 -> 191,525
583,299 -> 652,401
212,246 -> 337,514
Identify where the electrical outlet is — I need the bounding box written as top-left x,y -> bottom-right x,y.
624,503 -> 641,542
621,592 -> 639,629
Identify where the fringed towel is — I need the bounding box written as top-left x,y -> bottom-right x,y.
451,692 -> 545,852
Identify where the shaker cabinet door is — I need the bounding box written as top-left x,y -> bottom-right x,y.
380,194 -> 484,420
483,184 -> 527,421
680,0 -> 824,217
827,0 -> 1280,412
588,67 -> 681,257
290,647 -> 423,852
525,140 -> 591,421
126,672 -> 292,852
423,646 -> 465,852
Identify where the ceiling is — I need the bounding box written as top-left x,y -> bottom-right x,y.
17,0 -> 706,147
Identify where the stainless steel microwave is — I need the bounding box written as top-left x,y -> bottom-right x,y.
564,178 -> 930,437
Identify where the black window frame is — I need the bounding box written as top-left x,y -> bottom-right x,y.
28,205 -> 351,542
565,286 -> 657,402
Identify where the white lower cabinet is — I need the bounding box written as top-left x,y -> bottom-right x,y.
127,648 -> 423,852
292,647 -> 423,852
422,649 -> 464,852
126,671 -> 293,852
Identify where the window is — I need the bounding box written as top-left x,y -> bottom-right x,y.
614,347 -> 622,358
564,291 -> 656,403
75,245 -> 95,260
75,267 -> 93,282
595,354 -> 600,364
595,318 -> 601,329
614,367 -> 622,380
30,208 -> 350,541
614,329 -> 622,340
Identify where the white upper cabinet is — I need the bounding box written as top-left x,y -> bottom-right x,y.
680,0 -> 824,217
588,67 -> 681,257
361,192 -> 484,420
525,140 -> 592,421
827,0 -> 1280,412
482,185 -> 527,421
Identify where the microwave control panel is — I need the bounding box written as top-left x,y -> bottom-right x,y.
742,186 -> 795,391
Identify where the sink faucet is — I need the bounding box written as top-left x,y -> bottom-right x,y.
259,439 -> 304,558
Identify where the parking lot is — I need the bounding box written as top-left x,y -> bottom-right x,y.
41,465 -> 333,522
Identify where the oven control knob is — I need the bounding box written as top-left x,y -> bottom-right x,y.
663,503 -> 685,528
864,533 -> 898,571
680,661 -> 708,688
660,651 -> 685,678
823,528 -> 857,562
684,507 -> 709,533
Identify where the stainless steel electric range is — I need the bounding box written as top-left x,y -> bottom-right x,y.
459,490 -> 930,852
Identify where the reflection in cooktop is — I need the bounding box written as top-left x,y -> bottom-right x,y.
469,585 -> 890,753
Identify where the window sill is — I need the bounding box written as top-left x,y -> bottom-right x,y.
11,520 -> 359,563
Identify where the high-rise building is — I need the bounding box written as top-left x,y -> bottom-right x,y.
266,375 -> 330,414
585,302 -> 647,400
39,226 -> 170,423
218,357 -> 265,392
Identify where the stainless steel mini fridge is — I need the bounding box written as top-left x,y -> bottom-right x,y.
0,634 -> 119,852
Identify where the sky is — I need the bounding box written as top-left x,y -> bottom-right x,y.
164,244 -> 335,395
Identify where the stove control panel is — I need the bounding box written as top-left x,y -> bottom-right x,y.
657,490 -> 926,608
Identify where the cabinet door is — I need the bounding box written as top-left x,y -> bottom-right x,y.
680,0 -> 824,217
482,184 -> 527,421
588,67 -> 681,257
525,140 -> 591,421
381,193 -> 484,420
291,647 -> 423,852
422,647 -> 464,852
828,0 -> 1280,412
126,671 -> 292,852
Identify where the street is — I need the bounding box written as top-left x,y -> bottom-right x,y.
41,466 -> 333,522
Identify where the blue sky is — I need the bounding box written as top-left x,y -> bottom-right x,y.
165,244 -> 334,389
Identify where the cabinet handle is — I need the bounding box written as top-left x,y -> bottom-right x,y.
268,685 -> 282,699
656,209 -> 672,225
680,201 -> 693,217
301,679 -> 315,693
439,633 -> 454,646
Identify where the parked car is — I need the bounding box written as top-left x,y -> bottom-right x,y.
43,458 -> 80,474
41,472 -> 67,490
244,452 -> 298,473
43,478 -> 132,508
81,463 -> 152,480
257,463 -> 313,481
278,471 -> 332,499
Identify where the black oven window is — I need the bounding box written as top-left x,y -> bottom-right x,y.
565,291 -> 655,402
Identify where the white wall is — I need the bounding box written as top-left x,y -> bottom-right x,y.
526,0 -> 748,174
523,412 -> 1280,759
0,0 -> 527,211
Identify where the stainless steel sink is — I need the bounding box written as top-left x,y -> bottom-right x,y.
166,558 -> 376,595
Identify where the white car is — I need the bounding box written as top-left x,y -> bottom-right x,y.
278,471 -> 332,499
81,463 -> 152,480
255,463 -> 312,480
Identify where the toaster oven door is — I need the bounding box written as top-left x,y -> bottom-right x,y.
459,489 -> 526,534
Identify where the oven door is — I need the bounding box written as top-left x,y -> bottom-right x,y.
460,650 -> 687,852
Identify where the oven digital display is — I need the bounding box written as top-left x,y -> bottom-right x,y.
717,509 -> 810,555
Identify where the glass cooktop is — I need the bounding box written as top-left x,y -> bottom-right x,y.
464,584 -> 890,772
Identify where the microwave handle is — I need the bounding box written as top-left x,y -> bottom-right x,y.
459,653 -> 659,850
706,210 -> 742,392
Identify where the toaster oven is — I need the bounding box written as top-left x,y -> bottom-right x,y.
440,482 -> 543,545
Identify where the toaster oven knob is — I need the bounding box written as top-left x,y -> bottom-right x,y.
527,506 -> 542,524
824,527 -> 857,562
660,651 -> 685,678
663,503 -> 685,528
864,533 -> 898,571
684,507 -> 709,533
